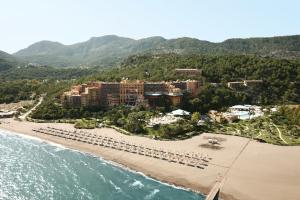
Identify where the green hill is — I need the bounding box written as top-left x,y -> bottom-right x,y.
14,35 -> 300,68
0,50 -> 21,71
0,50 -> 96,81
88,53 -> 300,105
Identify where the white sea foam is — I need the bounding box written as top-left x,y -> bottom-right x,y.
130,180 -> 144,189
0,129 -> 70,153
109,180 -> 122,192
144,189 -> 159,200
94,155 -> 201,193
0,129 -> 44,143
98,174 -> 106,183
47,142 -> 67,151
0,189 -> 9,200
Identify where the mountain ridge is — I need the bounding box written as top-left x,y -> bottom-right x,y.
13,34 -> 300,67
0,50 -> 22,71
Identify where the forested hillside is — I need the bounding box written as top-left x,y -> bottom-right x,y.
14,35 -> 300,68
0,80 -> 41,103
0,65 -> 97,81
89,54 -> 300,106
27,53 -> 300,122
0,49 -> 97,81
0,50 -> 21,71
0,50 -> 97,103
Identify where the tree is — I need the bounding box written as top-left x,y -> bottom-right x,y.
191,112 -> 200,123
125,112 -> 145,134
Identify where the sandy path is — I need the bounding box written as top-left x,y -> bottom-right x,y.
19,96 -> 43,120
273,123 -> 288,144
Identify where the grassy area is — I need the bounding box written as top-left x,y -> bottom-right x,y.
210,116 -> 300,145
74,119 -> 98,129
144,121 -> 199,140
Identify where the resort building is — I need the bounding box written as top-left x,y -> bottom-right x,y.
61,79 -> 202,108
227,80 -> 263,89
227,81 -> 245,90
120,80 -> 144,105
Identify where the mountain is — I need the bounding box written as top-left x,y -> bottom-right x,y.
0,50 -> 96,81
0,50 -> 21,71
14,35 -> 300,68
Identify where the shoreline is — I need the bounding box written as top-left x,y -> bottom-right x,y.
0,128 -> 204,196
1,118 -> 300,200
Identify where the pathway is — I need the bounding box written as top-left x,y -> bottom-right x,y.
19,96 -> 44,121
273,123 -> 288,144
205,138 -> 252,200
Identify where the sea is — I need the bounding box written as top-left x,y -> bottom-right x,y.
0,129 -> 205,200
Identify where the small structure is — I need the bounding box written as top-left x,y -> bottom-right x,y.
208,110 -> 225,123
227,80 -> 263,89
222,112 -> 239,123
0,111 -> 16,118
197,120 -> 206,126
208,111 -> 238,123
227,81 -> 245,89
208,138 -> 219,145
271,107 -> 277,112
148,115 -> 181,126
169,109 -> 190,116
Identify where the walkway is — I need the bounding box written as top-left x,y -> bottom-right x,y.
205,138 -> 252,200
205,177 -> 222,200
273,123 -> 288,144
19,96 -> 43,121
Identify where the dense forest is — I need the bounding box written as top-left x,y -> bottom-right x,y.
0,64 -> 97,81
0,80 -> 42,103
0,51 -> 97,102
88,54 -> 300,105
271,106 -> 300,127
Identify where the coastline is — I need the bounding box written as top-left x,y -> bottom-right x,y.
1,118 -> 300,200
0,128 -> 202,197
0,128 -> 204,195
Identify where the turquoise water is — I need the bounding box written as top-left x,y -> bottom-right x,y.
0,129 -> 205,200
232,111 -> 251,120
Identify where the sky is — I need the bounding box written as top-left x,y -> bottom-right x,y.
1,0 -> 300,53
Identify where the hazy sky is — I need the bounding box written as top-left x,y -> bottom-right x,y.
1,0 -> 300,53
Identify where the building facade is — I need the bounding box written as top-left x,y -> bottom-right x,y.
61,80 -> 202,108
227,80 -> 263,89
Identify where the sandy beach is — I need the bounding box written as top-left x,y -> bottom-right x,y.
1,118 -> 300,200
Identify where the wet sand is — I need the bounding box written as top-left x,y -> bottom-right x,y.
1,118 -> 300,200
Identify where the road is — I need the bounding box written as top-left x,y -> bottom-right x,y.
19,96 -> 44,121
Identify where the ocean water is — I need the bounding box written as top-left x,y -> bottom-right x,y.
0,129 -> 205,200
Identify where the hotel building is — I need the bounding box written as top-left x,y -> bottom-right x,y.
61,79 -> 201,108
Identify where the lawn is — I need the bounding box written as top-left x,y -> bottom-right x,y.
210,116 -> 300,145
